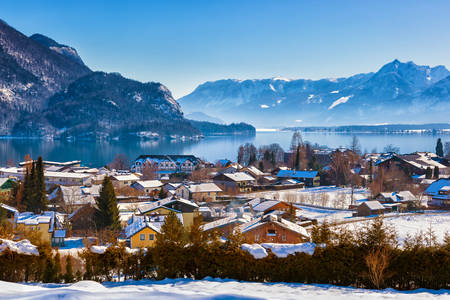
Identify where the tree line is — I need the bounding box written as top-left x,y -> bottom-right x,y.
1,213 -> 448,290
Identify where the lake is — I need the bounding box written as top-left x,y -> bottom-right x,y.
0,131 -> 448,167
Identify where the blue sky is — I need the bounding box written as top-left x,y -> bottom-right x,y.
2,0 -> 450,98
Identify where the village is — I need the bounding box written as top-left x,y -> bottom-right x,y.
0,135 -> 449,255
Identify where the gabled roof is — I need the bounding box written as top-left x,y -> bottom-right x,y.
137,196 -> 198,214
0,203 -> 18,214
276,170 -> 318,179
378,191 -> 416,202
238,215 -> 309,238
252,200 -> 282,212
361,201 -> 385,210
15,211 -> 56,232
134,180 -> 163,189
111,174 -> 140,181
425,179 -> 450,196
125,216 -> 161,238
243,166 -> 264,176
201,213 -> 252,231
220,172 -> 255,182
187,183 -> 222,193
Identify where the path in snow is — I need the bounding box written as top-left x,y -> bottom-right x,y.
0,278 -> 448,300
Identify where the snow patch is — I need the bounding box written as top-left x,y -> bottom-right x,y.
330,90 -> 339,94
241,244 -> 268,259
269,84 -> 276,92
260,104 -> 269,109
0,239 -> 39,256
328,95 -> 353,110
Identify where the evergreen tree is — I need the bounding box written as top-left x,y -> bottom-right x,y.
425,167 -> 432,179
54,252 -> 62,282
156,211 -> 186,247
248,152 -> 256,166
94,176 -> 120,231
64,255 -> 75,283
294,146 -> 300,170
436,138 -> 444,157
23,166 -> 32,211
42,257 -> 55,283
368,160 -> 373,183
158,188 -> 167,199
0,206 -> 6,224
35,157 -> 48,213
433,166 -> 440,179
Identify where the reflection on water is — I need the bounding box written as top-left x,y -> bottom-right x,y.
0,131 -> 447,167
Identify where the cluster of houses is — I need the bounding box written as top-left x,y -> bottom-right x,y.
0,150 -> 449,249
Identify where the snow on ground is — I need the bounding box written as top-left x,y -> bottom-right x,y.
337,212 -> 450,245
0,278 -> 448,300
295,205 -> 353,223
249,186 -> 370,209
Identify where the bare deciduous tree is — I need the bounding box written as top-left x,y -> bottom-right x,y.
109,154 -> 130,171
365,247 -> 390,289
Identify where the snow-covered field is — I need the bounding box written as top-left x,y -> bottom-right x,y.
1,278 -> 448,300
249,186 -> 370,209
337,212 -> 450,244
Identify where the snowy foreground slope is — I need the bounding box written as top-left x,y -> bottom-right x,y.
1,278 -> 449,300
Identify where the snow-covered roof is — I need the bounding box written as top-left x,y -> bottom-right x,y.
138,196 -> 198,214
361,201 -> 385,210
187,183 -> 222,193
125,216 -> 161,238
379,191 -> 416,202
15,211 -> 56,232
425,179 -> 450,196
201,213 -> 252,232
0,178 -> 11,187
252,200 -> 282,212
244,166 -> 264,176
112,174 -> 140,181
238,215 -> 309,238
60,185 -> 95,205
134,180 -> 163,189
223,172 -> 255,182
0,203 -> 18,213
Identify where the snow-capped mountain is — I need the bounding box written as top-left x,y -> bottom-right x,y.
178,60 -> 450,127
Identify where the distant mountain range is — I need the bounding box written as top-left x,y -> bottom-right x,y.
0,19 -> 253,138
178,60 -> 450,127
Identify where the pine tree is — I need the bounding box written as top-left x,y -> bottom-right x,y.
368,160 -> 373,183
95,176 -> 120,231
436,138 -> 444,157
158,188 -> 167,199
54,252 -> 62,283
64,255 -> 75,283
425,167 -> 432,179
42,257 -> 55,283
295,146 -> 300,170
433,166 -> 440,179
35,157 -> 48,213
156,211 -> 186,247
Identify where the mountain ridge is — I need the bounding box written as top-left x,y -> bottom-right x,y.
178,59 -> 450,127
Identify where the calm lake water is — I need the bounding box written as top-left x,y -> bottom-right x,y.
0,131 -> 448,167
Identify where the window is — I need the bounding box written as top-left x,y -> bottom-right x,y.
149,234 -> 154,240
255,234 -> 260,242
140,234 -> 145,240
282,234 -> 286,242
267,229 -> 276,236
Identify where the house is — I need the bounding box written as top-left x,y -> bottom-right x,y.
131,180 -> 163,194
276,170 -> 320,187
213,172 -> 256,193
111,174 -> 140,189
241,166 -> 265,179
0,203 -> 18,222
376,152 -> 447,176
425,178 -> 450,209
0,178 -> 15,192
131,155 -> 200,174
14,211 -> 64,246
217,159 -> 232,168
375,191 -> 416,203
176,183 -> 222,202
68,203 -> 97,234
238,214 -> 309,243
201,213 -> 252,237
137,196 -> 199,228
58,185 -> 96,212
0,167 -> 91,186
125,215 -> 160,248
354,201 -> 386,217
250,200 -> 293,215
163,183 -> 182,195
